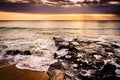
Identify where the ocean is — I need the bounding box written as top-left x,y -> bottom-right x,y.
0,20 -> 120,71
0,20 -> 120,37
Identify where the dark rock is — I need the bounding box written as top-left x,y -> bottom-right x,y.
111,44 -> 120,48
50,62 -> 65,70
81,62 -> 92,70
54,53 -> 58,59
114,50 -> 120,64
50,37 -> 120,80
93,61 -> 104,69
6,50 -> 21,55
99,63 -> 116,77
78,75 -> 95,80
103,76 -> 120,80
23,50 -> 31,55
53,37 -> 70,50
105,48 -> 115,53
53,37 -> 65,42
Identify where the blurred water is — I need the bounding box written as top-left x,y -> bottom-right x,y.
0,20 -> 120,37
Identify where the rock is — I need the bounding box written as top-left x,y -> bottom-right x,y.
111,43 -> 120,48
103,76 -> 119,80
72,64 -> 78,69
93,55 -> 102,60
50,62 -> 65,70
77,75 -> 94,80
92,61 -> 104,69
100,63 -> 116,77
0,45 -> 8,49
114,50 -> 120,64
6,50 -> 31,55
48,70 -> 64,80
53,37 -> 70,50
53,37 -> 65,42
50,37 -> 120,80
69,41 -> 79,46
54,53 -> 58,59
105,48 -> 114,53
115,69 -> 120,77
23,50 -> 31,55
65,55 -> 72,59
57,42 -> 69,50
55,49 -> 68,59
6,50 -> 21,55
97,42 -> 110,48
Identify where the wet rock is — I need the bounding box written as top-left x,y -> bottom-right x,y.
53,37 -> 65,42
53,37 -> 70,50
97,42 -> 110,48
0,45 -> 8,49
94,61 -> 104,69
48,70 -> 65,80
57,42 -> 69,50
23,50 -> 31,55
114,50 -> 120,64
111,43 -> 120,48
70,41 -> 79,46
93,55 -> 102,60
54,53 -> 58,59
73,38 -> 96,44
105,48 -> 114,53
77,75 -> 94,80
103,76 -> 120,80
6,50 -> 21,55
50,37 -> 120,80
50,62 -> 65,70
99,63 -> 116,77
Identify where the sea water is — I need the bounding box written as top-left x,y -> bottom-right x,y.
0,20 -> 120,71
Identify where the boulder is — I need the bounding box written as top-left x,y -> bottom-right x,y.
99,63 -> 116,77
23,50 -> 31,55
6,50 -> 21,55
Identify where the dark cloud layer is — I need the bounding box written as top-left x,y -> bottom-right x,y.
0,0 -> 120,14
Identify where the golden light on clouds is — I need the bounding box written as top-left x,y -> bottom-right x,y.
0,11 -> 119,20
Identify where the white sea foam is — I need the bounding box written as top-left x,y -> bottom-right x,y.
0,36 -> 59,71
14,55 -> 57,71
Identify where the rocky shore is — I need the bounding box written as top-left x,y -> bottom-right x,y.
49,37 -> 120,80
0,36 -> 120,80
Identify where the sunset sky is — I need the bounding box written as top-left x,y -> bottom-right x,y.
0,0 -> 120,20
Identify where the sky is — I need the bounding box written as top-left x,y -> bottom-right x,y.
0,0 -> 120,20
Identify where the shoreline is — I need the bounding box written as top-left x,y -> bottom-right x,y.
0,36 -> 120,80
